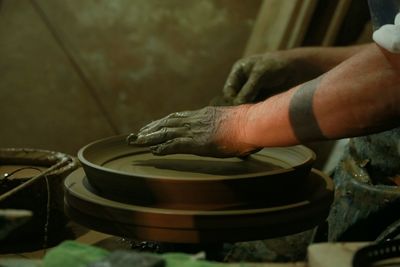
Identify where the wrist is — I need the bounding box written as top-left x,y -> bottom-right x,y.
242,91 -> 299,147
217,105 -> 259,155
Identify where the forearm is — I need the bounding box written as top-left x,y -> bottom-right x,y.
281,44 -> 371,76
239,43 -> 400,147
313,44 -> 400,138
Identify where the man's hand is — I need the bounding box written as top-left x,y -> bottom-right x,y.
223,53 -> 293,105
223,52 -> 322,105
127,106 -> 258,158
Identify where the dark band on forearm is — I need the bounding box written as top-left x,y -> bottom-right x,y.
289,76 -> 327,142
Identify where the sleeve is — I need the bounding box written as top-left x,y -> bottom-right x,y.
368,0 -> 400,53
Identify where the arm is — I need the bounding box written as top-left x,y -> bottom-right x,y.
242,43 -> 400,147
223,44 -> 369,104
284,44 -> 370,73
129,44 -> 400,157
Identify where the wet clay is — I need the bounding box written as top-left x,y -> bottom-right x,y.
103,153 -> 282,179
289,76 -> 326,142
79,135 -> 315,210
81,135 -> 314,179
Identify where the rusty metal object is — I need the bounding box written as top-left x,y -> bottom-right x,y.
0,148 -> 78,249
0,159 -> 70,202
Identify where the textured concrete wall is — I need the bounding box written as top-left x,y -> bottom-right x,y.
0,0 -> 260,155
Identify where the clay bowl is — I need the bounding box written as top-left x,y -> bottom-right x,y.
0,148 -> 78,248
78,135 -> 316,210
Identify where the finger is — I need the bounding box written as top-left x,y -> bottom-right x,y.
150,137 -> 194,155
126,133 -> 138,144
135,127 -> 186,146
139,111 -> 192,132
234,72 -> 263,105
138,119 -> 162,133
222,63 -> 246,98
139,117 -> 188,136
171,111 -> 192,118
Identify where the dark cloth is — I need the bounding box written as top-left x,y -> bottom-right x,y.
368,0 -> 400,29
328,128 -> 400,241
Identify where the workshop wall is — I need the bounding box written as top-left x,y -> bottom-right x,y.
0,0 -> 260,155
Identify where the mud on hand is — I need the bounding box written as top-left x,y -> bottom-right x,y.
127,106 -> 257,158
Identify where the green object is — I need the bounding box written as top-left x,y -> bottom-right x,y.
163,253 -> 269,267
42,241 -> 109,267
0,259 -> 41,267
40,241 -> 281,267
89,250 -> 165,267
163,253 -> 226,267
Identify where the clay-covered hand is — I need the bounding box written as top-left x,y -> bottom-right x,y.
223,52 -> 313,105
127,106 -> 258,158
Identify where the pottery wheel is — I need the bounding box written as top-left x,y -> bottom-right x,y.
64,168 -> 333,243
77,136 -> 317,210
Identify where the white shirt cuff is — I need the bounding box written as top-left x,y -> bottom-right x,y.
373,12 -> 400,53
